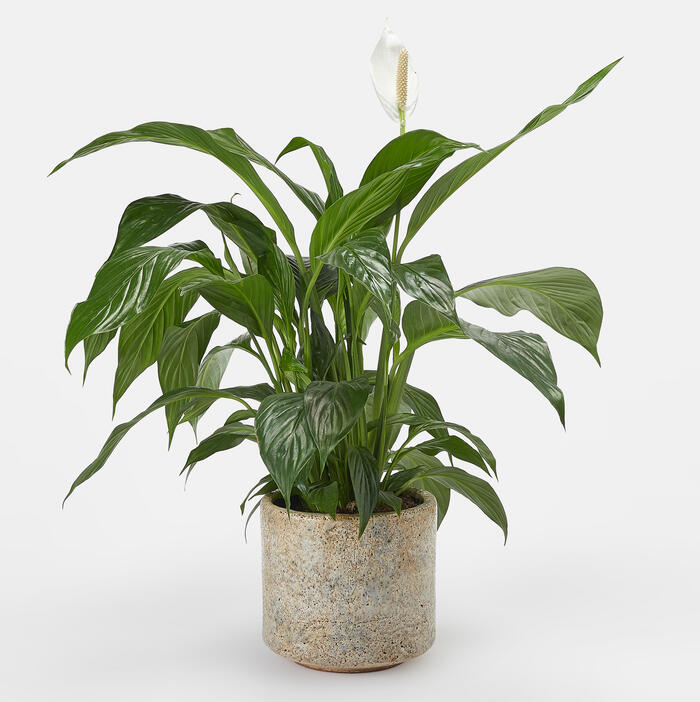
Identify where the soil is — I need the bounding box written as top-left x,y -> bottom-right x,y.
275,493 -> 422,514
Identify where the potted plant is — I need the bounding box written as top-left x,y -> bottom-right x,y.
54,26 -> 619,672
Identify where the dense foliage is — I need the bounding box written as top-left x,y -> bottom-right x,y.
55,59 -> 619,538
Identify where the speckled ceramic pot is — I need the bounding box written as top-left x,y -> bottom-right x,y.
261,490 -> 436,672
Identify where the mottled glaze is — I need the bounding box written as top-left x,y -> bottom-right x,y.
261,490 -> 436,672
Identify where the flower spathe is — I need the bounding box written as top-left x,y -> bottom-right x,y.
370,25 -> 419,124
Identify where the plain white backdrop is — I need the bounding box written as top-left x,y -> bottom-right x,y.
2,0 -> 698,699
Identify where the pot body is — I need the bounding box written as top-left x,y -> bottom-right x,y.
261,490 -> 436,672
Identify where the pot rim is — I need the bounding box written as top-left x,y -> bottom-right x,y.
261,488 -> 436,522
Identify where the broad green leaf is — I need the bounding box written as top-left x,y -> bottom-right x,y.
403,59 -> 622,255
378,489 -> 403,516
255,393 -> 316,506
51,121 -> 302,254
287,256 -> 338,304
318,230 -> 394,327
460,320 -> 565,426
309,167 -> 410,260
113,268 -> 202,409
415,435 -> 489,475
360,129 -> 481,220
304,378 -> 371,467
457,267 -> 603,363
402,384 -> 446,426
348,446 -> 380,537
181,421 -> 256,478
401,300 -> 463,355
277,136 -> 343,206
65,241 -> 208,366
390,464 -> 508,541
309,311 -> 338,381
297,481 -> 339,517
63,386 -> 261,504
82,330 -> 116,381
197,274 -> 275,339
393,254 -> 457,322
157,311 -> 220,441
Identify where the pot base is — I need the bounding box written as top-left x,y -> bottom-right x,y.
295,660 -> 401,674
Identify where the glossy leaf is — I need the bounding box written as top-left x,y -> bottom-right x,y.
403,59 -> 622,255
65,241 -> 209,367
401,300 -> 464,355
297,481 -> 339,517
348,447 -> 380,536
277,137 -> 343,206
457,267 -> 603,363
63,386 -> 262,504
415,435 -> 489,475
50,121 -> 302,253
257,245 -> 296,331
157,311 -> 220,441
181,421 -> 256,478
82,330 -> 116,381
460,321 -> 565,426
304,378 -> 371,467
393,254 -> 457,322
255,393 -> 316,506
197,275 -> 275,339
113,268 -> 202,408
318,230 -> 394,327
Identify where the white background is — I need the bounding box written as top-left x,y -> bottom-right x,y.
2,0 -> 698,700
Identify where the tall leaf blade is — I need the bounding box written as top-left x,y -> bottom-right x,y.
348,447 -> 380,537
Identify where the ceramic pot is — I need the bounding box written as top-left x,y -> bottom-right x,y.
260,490 -> 436,672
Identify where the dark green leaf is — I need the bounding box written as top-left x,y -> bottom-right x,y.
304,378 -> 371,467
378,489 -> 402,516
181,421 -> 256,478
82,330 -> 116,381
348,447 -> 380,537
157,311 -> 220,441
309,311 -> 338,381
404,59 -> 622,255
297,481 -> 339,517
240,475 -> 275,514
415,435 -> 489,475
257,245 -> 296,330
65,241 -> 208,366
255,393 -> 316,506
277,136 -> 343,206
393,254 -> 457,322
457,267 -> 603,363
401,300 -> 463,355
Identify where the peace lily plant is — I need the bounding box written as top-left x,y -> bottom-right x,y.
55,31 -> 619,548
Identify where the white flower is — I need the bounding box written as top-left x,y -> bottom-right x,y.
370,24 -> 419,124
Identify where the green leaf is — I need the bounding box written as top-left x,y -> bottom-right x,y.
63,386 -> 261,504
304,378 -> 371,467
287,256 -> 338,304
360,129 -> 481,219
378,490 -> 403,516
113,268 -> 202,409
197,274 -> 275,339
157,311 -> 220,441
257,245 -> 296,332
414,435 -> 489,475
348,447 -> 380,537
456,267 -> 603,363
318,230 -> 394,327
181,421 -> 256,478
240,475 -> 275,514
403,59 -> 622,255
277,136 -> 343,207
459,321 -> 565,426
82,330 -> 116,381
390,464 -> 508,542
309,167 -> 410,260
401,300 -> 463,355
414,477 -> 451,528
65,241 -> 209,367
297,481 -> 339,517
309,311 -> 338,381
50,121 -> 302,255
393,254 -> 457,322
255,393 -> 316,507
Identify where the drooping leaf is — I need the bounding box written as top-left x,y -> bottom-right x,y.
181,421 -> 256,478
157,311 -> 220,441
389,464 -> 508,541
403,59 -> 622,255
414,435 -> 489,475
459,321 -> 565,426
82,330 -> 117,381
304,378 -> 371,467
348,446 -> 380,536
64,241 -> 209,366
401,300 -> 463,355
63,386 -> 262,504
318,230 -> 394,327
197,274 -> 275,339
255,393 -> 316,506
297,481 -> 339,517
50,121 -> 302,253
240,475 -> 275,514
414,477 -> 451,528
457,267 -> 603,363
393,254 -> 457,322
378,489 -> 403,516
113,268 -> 202,408
277,136 -> 343,206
